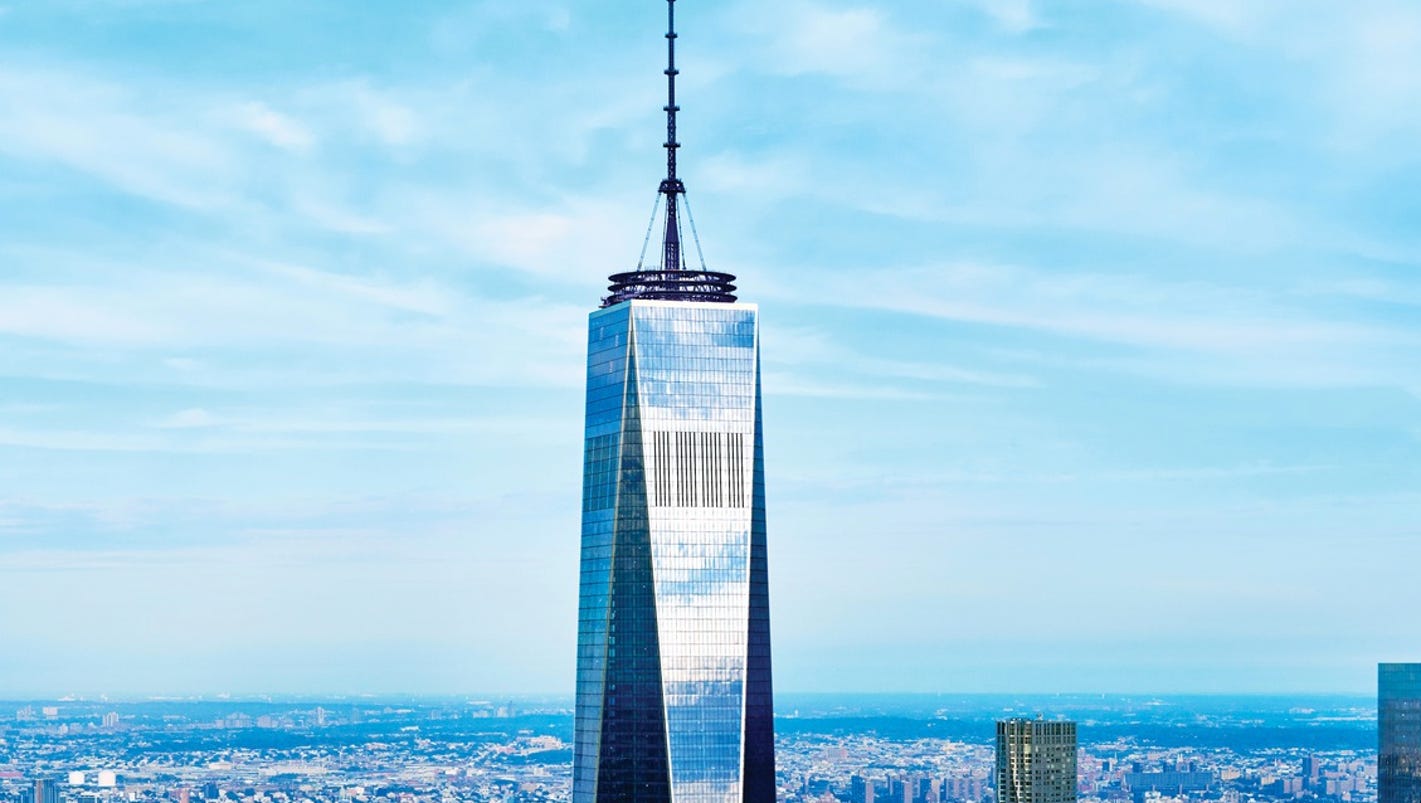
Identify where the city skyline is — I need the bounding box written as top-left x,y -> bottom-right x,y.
2,0 -> 1420,697
0,693 -> 1388,803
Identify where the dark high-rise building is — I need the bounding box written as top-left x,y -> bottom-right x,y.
1381,663 -> 1421,803
571,2 -> 774,802
996,720 -> 1077,803
20,779 -> 59,803
850,776 -> 876,803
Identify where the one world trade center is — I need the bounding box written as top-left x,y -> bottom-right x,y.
572,2 -> 775,801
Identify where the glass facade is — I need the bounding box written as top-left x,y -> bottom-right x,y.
996,720 -> 1078,803
575,299 -> 774,803
1381,664 -> 1421,803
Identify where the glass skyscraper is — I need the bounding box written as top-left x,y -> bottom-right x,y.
572,3 -> 774,801
1381,663 -> 1421,803
574,301 -> 773,802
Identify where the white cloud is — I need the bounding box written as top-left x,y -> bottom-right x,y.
1327,5 -> 1421,145
400,192 -> 644,286
697,151 -> 813,201
163,357 -> 204,372
768,376 -> 947,401
868,359 -> 1039,389
288,197 -> 391,235
227,414 -> 564,439
157,408 -> 221,430
231,102 -> 315,152
1130,0 -> 1421,144
245,258 -> 448,316
0,68 -> 240,209
470,212 -> 578,268
1298,278 -> 1421,308
961,0 -> 1038,33
0,427 -> 164,452
729,0 -> 930,88
761,323 -> 1040,392
0,240 -> 589,392
346,84 -> 420,147
1129,0 -> 1287,35
789,261 -> 1420,389
0,285 -> 172,345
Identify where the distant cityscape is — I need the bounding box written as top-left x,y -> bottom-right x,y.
0,694 -> 1385,803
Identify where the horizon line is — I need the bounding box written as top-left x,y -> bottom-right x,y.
0,690 -> 1383,703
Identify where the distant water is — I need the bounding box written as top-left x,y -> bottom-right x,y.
772,693 -> 1377,750
775,692 -> 1376,720
1,693 -> 1377,752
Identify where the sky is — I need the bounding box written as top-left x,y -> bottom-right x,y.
1,0 -> 1419,698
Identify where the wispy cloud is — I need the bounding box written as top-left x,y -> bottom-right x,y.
156,408 -> 222,430
0,427 -> 165,453
769,376 -> 953,402
0,285 -> 172,344
0,244 -> 587,389
868,359 -> 1040,389
1298,277 -> 1421,308
1130,0 -> 1421,145
727,0 -> 930,88
343,82 -> 421,147
777,261 -> 1420,391
0,68 -> 241,209
962,0 -> 1039,33
230,102 -> 315,152
1130,0 -> 1284,34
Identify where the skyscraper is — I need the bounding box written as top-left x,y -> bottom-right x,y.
572,2 -> 774,802
1303,755 -> 1322,784
850,775 -> 876,803
20,779 -> 59,803
1381,663 -> 1421,803
996,720 -> 1077,803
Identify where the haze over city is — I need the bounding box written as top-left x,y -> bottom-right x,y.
2,0 -> 1420,699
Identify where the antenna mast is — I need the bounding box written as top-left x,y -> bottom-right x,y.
660,0 -> 685,272
600,0 -> 738,307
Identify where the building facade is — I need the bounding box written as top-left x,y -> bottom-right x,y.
573,300 -> 774,803
1381,663 -> 1421,803
996,720 -> 1078,803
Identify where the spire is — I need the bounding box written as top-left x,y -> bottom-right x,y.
601,0 -> 738,307
660,0 -> 685,273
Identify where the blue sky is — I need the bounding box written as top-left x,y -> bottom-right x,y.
1,0 -> 1419,697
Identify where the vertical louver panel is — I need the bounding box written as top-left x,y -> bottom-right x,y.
645,430 -> 749,509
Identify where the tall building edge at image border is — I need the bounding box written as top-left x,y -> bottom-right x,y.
571,2 -> 776,802
1380,663 -> 1421,803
